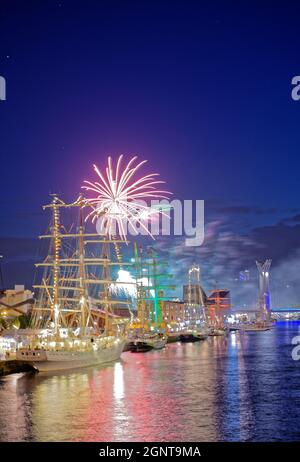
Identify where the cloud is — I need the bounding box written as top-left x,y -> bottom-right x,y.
250,222 -> 300,262
279,214 -> 300,225
2,206 -> 300,309
154,210 -> 300,308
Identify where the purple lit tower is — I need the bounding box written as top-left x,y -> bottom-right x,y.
256,259 -> 272,321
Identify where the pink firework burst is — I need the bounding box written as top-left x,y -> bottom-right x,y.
82,155 -> 171,239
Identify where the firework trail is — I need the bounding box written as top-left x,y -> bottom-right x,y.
82,155 -> 171,239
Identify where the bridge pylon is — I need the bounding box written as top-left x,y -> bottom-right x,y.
256,259 -> 272,321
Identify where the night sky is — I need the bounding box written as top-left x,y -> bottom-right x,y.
1,0 -> 300,307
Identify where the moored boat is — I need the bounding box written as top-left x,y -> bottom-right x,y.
130,341 -> 153,353
179,332 -> 201,343
238,322 -> 271,332
17,336 -> 125,372
130,333 -> 167,352
167,332 -> 180,343
208,327 -> 229,336
195,327 -> 209,340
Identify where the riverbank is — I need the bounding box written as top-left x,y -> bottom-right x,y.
0,360 -> 34,376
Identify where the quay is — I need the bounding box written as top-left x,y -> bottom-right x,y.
0,360 -> 33,376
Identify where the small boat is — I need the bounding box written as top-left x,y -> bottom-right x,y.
130,341 -> 153,353
195,327 -> 209,340
166,332 -> 180,343
208,327 -> 229,336
122,341 -> 134,352
239,322 -> 271,332
229,326 -> 239,332
195,332 -> 209,340
179,333 -> 201,343
179,328 -> 207,342
130,333 -> 167,353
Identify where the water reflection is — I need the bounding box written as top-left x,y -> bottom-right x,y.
113,362 -> 124,401
0,323 -> 300,441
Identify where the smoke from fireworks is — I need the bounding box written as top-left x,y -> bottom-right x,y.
110,269 -> 153,298
82,155 -> 171,239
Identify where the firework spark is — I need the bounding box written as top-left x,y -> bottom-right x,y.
82,155 -> 171,239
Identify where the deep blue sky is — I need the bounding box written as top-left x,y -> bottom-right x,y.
1,0 -> 300,306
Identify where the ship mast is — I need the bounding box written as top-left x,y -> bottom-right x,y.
76,194 -> 91,334
133,245 -> 175,332
146,248 -> 175,330
52,195 -> 61,334
134,243 -> 146,330
31,194 -> 132,335
42,194 -> 67,335
100,237 -> 110,335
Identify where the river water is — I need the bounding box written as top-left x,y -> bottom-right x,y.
0,322 -> 300,442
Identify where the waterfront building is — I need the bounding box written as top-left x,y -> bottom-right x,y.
183,284 -> 207,306
206,289 -> 231,326
0,285 -> 34,322
160,298 -> 185,327
182,266 -> 207,329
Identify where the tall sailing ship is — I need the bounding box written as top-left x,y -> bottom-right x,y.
128,245 -> 174,352
16,194 -> 130,372
180,266 -> 209,342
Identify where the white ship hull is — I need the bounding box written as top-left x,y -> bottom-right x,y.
16,341 -> 125,372
130,335 -> 167,352
239,326 -> 270,332
208,328 -> 229,336
195,332 -> 209,340
149,337 -> 167,349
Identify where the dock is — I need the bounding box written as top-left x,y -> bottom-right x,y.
0,360 -> 34,376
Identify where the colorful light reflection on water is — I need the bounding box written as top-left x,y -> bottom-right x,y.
0,322 -> 300,442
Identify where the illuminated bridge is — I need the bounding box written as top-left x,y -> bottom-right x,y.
232,307 -> 300,320
271,307 -> 300,320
